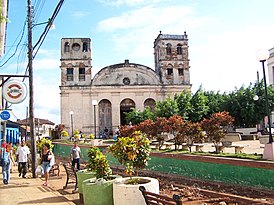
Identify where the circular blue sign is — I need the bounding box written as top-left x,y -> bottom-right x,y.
0,110 -> 11,121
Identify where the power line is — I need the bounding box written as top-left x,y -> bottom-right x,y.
32,0 -> 65,57
0,19 -> 27,69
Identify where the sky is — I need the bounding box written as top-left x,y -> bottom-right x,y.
1,0 -> 274,125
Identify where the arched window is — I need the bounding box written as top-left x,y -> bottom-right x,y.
79,67 -> 85,81
178,64 -> 184,76
167,64 -> 173,76
64,42 -> 70,52
166,43 -> 172,55
83,42 -> 88,52
177,44 -> 182,55
67,68 -> 73,81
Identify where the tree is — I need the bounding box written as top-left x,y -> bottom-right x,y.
155,96 -> 178,118
125,108 -> 155,125
203,90 -> 225,118
201,111 -> 234,153
222,81 -> 274,128
189,87 -> 209,122
174,90 -> 192,120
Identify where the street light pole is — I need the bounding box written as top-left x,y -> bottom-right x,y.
92,100 -> 98,138
27,0 -> 36,178
256,49 -> 273,143
256,49 -> 274,160
70,111 -> 74,138
261,61 -> 273,143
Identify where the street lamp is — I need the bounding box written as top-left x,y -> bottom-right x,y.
92,100 -> 98,138
256,49 -> 273,143
70,111 -> 74,138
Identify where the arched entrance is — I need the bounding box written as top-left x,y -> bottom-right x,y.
144,98 -> 156,111
98,99 -> 112,137
120,98 -> 135,125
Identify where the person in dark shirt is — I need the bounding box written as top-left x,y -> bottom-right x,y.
41,143 -> 54,186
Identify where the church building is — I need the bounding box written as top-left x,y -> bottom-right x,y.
60,32 -> 192,137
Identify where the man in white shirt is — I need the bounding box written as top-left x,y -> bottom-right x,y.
16,140 -> 30,178
70,141 -> 81,171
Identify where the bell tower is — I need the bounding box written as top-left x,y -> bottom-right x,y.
154,31 -> 190,85
60,38 -> 92,86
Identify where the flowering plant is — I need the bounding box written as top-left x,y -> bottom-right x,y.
87,147 -> 112,179
61,130 -> 69,138
108,130 -> 150,176
37,138 -> 54,153
89,134 -> 95,139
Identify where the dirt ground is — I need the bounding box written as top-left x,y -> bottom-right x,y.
52,158 -> 274,205
112,167 -> 274,205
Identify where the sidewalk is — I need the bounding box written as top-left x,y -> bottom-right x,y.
0,166 -> 77,205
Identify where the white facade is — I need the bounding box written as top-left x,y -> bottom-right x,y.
268,47 -> 274,87
267,47 -> 274,124
60,33 -> 192,137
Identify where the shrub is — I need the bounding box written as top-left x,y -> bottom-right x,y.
37,138 -> 54,153
87,147 -> 112,179
108,130 -> 151,176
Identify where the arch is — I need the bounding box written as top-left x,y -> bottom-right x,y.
79,63 -> 85,81
177,44 -> 182,55
166,43 -> 172,55
178,63 -> 184,76
144,98 -> 156,111
66,67 -> 73,81
83,42 -> 88,52
167,64 -> 173,76
98,99 -> 112,138
120,98 -> 135,125
64,42 -> 70,52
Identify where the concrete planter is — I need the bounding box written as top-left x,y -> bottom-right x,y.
76,169 -> 96,204
113,177 -> 159,205
82,175 -> 121,205
91,139 -> 103,146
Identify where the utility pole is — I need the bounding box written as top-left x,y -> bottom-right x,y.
27,0 -> 36,178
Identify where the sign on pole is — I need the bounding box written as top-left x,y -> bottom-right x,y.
2,80 -> 28,104
0,110 -> 10,121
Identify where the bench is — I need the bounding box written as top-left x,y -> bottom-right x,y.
226,145 -> 247,153
139,186 -> 182,205
212,143 -> 247,154
163,142 -> 174,149
193,143 -> 204,152
63,163 -> 78,193
49,163 -> 60,176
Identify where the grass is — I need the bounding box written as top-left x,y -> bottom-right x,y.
152,148 -> 263,160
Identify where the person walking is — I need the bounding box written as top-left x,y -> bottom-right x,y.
6,142 -> 14,173
70,141 -> 81,171
16,140 -> 30,178
1,143 -> 15,184
41,143 -> 54,186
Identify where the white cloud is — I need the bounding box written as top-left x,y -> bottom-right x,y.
71,11 -> 91,18
190,25 -> 274,92
33,58 -> 59,71
98,0 -> 163,7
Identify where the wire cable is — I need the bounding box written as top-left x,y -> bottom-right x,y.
32,0 -> 65,56
0,19 -> 27,69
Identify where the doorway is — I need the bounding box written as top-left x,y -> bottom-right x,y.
120,98 -> 135,125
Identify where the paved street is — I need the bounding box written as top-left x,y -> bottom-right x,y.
0,166 -> 78,205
